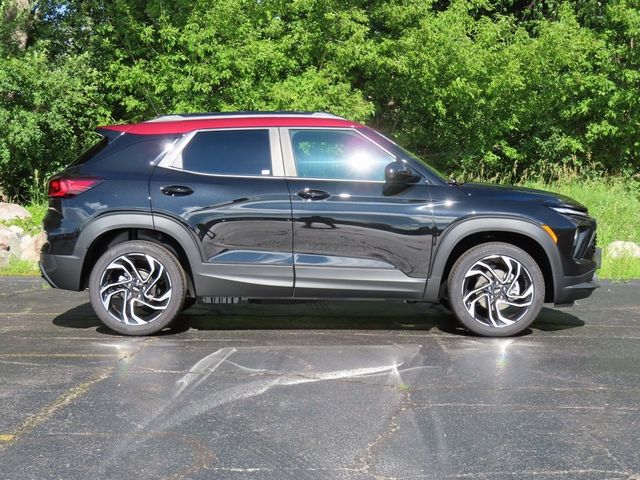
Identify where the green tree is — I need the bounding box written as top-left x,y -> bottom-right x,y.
366,0 -> 639,180
0,0 -> 639,200
0,50 -> 108,199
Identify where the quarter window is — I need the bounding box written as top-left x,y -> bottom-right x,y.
179,129 -> 272,176
289,129 -> 393,181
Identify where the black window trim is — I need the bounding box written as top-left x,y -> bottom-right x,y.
157,127 -> 285,178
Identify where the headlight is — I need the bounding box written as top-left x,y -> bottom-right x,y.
549,206 -> 590,218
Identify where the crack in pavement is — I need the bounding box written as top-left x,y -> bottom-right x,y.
0,337 -> 155,452
354,382 -> 413,480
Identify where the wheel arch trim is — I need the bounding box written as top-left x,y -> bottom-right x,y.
73,212 -> 204,290
424,216 -> 561,301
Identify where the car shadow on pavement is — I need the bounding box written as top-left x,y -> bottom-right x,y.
52,301 -> 585,337
531,306 -> 586,331
51,302 -> 189,336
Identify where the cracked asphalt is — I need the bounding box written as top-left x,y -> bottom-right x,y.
0,277 -> 639,480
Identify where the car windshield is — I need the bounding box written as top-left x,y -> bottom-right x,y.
361,127 -> 448,182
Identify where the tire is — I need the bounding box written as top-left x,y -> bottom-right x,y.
447,242 -> 545,337
182,297 -> 197,311
88,240 -> 187,336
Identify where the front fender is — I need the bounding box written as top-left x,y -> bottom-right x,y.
423,216 -> 561,301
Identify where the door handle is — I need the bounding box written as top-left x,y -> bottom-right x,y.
161,185 -> 194,197
297,189 -> 330,201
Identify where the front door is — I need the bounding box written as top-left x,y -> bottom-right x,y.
281,127 -> 434,299
150,128 -> 293,297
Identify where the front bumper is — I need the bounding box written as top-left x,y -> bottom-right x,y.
39,253 -> 84,291
553,247 -> 601,306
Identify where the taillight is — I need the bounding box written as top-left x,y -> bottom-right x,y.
48,177 -> 102,198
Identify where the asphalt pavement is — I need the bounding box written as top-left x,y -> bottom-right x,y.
0,277 -> 639,480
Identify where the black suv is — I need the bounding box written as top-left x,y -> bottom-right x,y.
40,112 -> 600,336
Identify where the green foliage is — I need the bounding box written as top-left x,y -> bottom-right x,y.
0,256 -> 40,276
1,0 -> 638,280
94,0 -> 374,121
521,176 -> 640,280
0,46 -> 109,199
0,201 -> 47,235
0,0 -> 639,200
0,200 -> 45,275
368,0 -> 640,180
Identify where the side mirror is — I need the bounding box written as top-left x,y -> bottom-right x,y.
385,160 -> 418,184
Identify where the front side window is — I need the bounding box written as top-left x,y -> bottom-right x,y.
179,129 -> 272,176
289,129 -> 394,181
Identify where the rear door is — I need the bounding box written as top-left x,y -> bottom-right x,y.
150,128 -> 293,297
281,127 -> 434,299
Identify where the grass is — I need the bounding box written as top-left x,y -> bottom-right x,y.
0,256 -> 40,276
1,176 -> 639,279
0,202 -> 47,276
520,177 -> 640,280
0,202 -> 48,236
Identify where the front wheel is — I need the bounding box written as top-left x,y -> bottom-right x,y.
447,242 -> 545,337
88,240 -> 187,335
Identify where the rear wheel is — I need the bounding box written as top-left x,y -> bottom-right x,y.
88,240 -> 187,335
447,242 -> 544,337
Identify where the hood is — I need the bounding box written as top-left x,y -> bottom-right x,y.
459,182 -> 588,213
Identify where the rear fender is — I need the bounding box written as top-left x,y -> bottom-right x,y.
73,212 -> 204,290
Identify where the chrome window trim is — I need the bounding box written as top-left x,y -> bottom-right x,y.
269,128 -> 285,177
149,137 -> 183,166
155,165 -> 288,179
279,127 -> 297,177
281,127 -> 400,182
158,127 -> 283,178
292,176 -> 387,184
157,131 -> 196,169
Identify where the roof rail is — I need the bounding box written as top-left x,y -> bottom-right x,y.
146,111 -> 342,123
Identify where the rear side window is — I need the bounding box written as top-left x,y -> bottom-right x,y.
81,134 -> 181,173
179,129 -> 272,176
69,135 -> 109,167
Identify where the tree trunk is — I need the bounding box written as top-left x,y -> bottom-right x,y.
3,0 -> 32,50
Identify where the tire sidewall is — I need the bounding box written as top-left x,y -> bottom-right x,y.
447,242 -> 545,337
88,241 -> 186,336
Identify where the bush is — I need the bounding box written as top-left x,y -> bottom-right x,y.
1,0 -> 639,200
367,1 -> 640,180
0,48 -> 108,201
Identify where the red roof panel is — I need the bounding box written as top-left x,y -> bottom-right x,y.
99,116 -> 363,135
